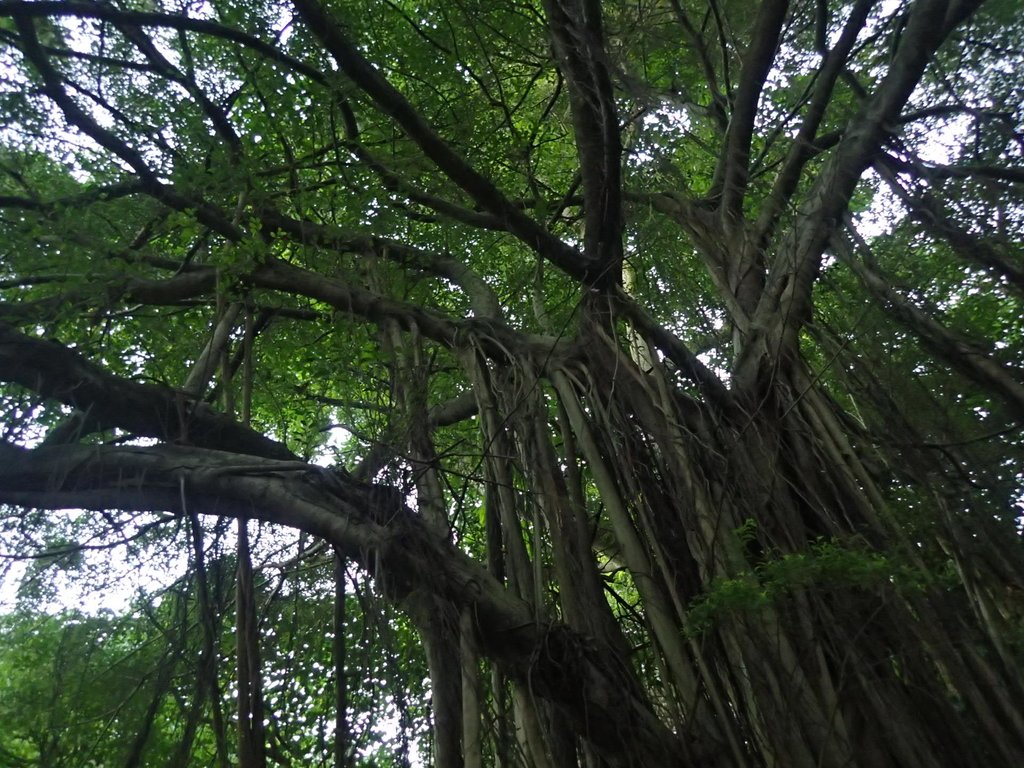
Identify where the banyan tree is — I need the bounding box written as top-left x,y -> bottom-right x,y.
0,0 -> 1022,766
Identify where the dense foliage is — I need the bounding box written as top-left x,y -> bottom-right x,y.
1,0 -> 1023,766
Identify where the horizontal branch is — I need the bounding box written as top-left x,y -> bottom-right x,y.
610,288 -> 730,411
881,152 -> 1024,185
0,439 -> 687,767
249,258 -> 564,363
258,209 -> 503,319
0,181 -> 145,211
0,320 -> 294,459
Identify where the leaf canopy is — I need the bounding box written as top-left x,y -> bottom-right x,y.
1,0 -> 1023,766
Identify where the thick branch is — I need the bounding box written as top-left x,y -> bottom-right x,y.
754,0 -> 876,249
0,440 -> 688,768
289,0 -> 598,284
0,320 -> 293,459
717,0 -> 790,221
743,0 -> 985,382
542,0 -> 623,281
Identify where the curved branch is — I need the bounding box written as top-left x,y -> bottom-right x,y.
258,209 -> 503,319
345,142 -> 508,234
0,1 -> 330,86
249,258 -> 562,363
0,320 -> 294,459
610,289 -> 731,412
0,440 -> 688,768
881,153 -> 1024,185
289,0 -> 598,285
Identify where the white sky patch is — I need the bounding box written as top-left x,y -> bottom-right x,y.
855,169 -> 902,237
910,114 -> 972,164
642,105 -> 691,135
0,508 -> 189,614
312,424 -> 354,467
856,111 -> 974,238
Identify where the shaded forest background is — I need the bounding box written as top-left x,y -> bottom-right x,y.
1,0 -> 1023,766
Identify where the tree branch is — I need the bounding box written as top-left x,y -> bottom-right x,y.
834,224 -> 1024,421
880,153 -> 1024,185
249,258 -> 562,363
875,154 -> 1024,293
743,0 -> 985,384
257,209 -> 503,319
0,439 -> 688,768
0,1 -> 331,86
754,0 -> 876,249
542,0 -> 623,282
716,0 -> 790,221
11,11 -> 244,242
289,0 -> 599,285
0,320 -> 294,459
